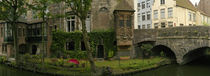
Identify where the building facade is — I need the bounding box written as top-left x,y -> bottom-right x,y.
197,0 -> 210,24
152,0 -> 198,28
151,0 -> 210,29
0,0 -> 134,58
136,0 -> 154,29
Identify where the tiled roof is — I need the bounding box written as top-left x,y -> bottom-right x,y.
175,0 -> 197,11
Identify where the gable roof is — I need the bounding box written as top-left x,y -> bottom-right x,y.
115,0 -> 134,11
174,0 -> 197,11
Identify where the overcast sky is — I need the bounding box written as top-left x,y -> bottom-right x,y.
190,0 -> 200,5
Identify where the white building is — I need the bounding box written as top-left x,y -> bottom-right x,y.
135,0 -> 154,29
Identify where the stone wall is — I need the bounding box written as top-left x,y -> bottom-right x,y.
134,26 -> 210,64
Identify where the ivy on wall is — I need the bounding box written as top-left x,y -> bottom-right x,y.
50,30 -> 117,59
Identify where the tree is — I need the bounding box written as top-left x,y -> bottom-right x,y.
28,0 -> 55,69
65,0 -> 96,73
0,0 -> 27,64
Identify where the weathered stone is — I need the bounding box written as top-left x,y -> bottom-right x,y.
134,26 -> 210,64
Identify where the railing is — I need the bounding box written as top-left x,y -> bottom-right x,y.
26,36 -> 47,42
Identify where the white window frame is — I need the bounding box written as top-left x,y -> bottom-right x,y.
161,9 -> 165,19
154,10 -> 158,19
168,8 -> 173,18
66,15 -> 76,32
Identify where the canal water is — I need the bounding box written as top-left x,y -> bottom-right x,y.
1,56 -> 210,76
0,64 -> 47,76
135,56 -> 210,76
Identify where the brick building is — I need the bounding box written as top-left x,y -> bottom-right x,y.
0,0 -> 134,58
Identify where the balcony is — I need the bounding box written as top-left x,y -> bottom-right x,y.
4,36 -> 13,42
26,35 -> 47,42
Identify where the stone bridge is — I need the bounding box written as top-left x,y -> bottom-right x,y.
133,26 -> 210,64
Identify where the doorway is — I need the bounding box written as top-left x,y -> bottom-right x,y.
97,45 -> 104,58
32,45 -> 37,55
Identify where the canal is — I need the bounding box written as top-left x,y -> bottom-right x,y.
0,64 -> 47,76
1,56 -> 210,76
135,56 -> 210,76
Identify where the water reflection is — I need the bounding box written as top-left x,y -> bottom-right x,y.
135,56 -> 210,76
0,64 -> 47,76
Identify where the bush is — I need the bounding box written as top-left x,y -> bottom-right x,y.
141,44 -> 153,58
64,51 -> 87,59
0,56 -> 7,63
56,58 -> 64,66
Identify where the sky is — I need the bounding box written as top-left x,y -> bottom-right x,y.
190,0 -> 200,5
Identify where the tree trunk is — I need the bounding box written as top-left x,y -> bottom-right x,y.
41,15 -> 46,70
81,19 -> 96,73
12,22 -> 19,64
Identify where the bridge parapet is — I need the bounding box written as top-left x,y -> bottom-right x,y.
157,26 -> 210,38
133,26 -> 210,64
134,26 -> 210,44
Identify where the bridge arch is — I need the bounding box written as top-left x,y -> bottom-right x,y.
134,41 -> 155,58
182,47 -> 210,64
152,45 -> 176,60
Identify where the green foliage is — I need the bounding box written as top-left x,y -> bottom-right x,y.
0,56 -> 7,63
50,30 -> 116,59
141,44 -> 153,58
0,0 -> 27,22
203,22 -> 210,26
64,51 -> 87,59
22,54 -> 42,64
65,0 -> 92,19
56,58 -> 64,66
160,51 -> 165,57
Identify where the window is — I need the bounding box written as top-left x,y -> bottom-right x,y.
86,13 -> 91,32
66,42 -> 75,51
137,3 -> 141,12
67,15 -> 76,32
168,22 -> 173,27
154,10 -> 158,19
189,24 -> 192,26
81,41 -> 86,51
161,9 -> 165,19
138,13 -> 141,22
193,13 -> 196,22
142,13 -> 146,21
161,22 -> 166,28
142,2 -> 145,9
154,23 -> 159,29
142,25 -> 146,29
119,15 -> 124,27
119,20 -> 124,27
188,12 -> 192,21
180,24 -> 184,26
23,28 -> 25,36
138,3 -> 141,7
18,28 -> 22,36
147,24 -> 151,29
138,25 -> 141,29
146,0 -> 150,8
168,8 -> 173,18
126,16 -> 132,27
0,27 -> 3,37
147,11 -> 151,20
160,0 -> 165,5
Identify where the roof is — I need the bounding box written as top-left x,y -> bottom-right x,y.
198,9 -> 210,17
197,0 -> 210,17
115,0 -> 134,11
175,0 -> 197,11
